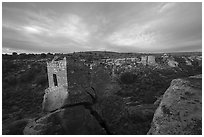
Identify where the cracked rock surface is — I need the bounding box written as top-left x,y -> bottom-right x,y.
148,74 -> 202,135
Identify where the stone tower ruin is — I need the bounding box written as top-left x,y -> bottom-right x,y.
141,56 -> 148,65
42,57 -> 69,112
147,55 -> 156,65
47,57 -> 68,88
141,55 -> 156,66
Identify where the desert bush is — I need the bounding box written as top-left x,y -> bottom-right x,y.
12,52 -> 17,56
19,63 -> 46,83
120,72 -> 138,84
4,75 -> 17,85
40,53 -> 46,58
117,67 -> 172,104
35,74 -> 48,86
143,90 -> 157,104
19,69 -> 36,82
18,53 -> 27,59
2,61 -> 19,74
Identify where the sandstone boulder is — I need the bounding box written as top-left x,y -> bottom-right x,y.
23,110 -> 63,135
24,105 -> 106,135
148,74 -> 202,135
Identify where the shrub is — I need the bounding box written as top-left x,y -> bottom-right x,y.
12,52 -> 17,56
19,69 -> 35,82
2,61 -> 19,74
4,75 -> 17,85
120,72 -> 138,84
40,53 -> 46,58
35,74 -> 48,86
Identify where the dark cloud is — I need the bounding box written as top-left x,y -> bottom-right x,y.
2,2 -> 202,54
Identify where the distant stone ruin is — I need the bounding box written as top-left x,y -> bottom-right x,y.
141,55 -> 156,66
141,56 -> 148,65
147,56 -> 156,65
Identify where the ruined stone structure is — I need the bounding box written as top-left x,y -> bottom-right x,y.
147,56 -> 156,65
141,55 -> 156,66
141,56 -> 148,65
47,57 -> 68,88
42,57 -> 69,112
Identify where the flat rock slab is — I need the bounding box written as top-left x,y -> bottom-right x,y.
24,105 -> 106,135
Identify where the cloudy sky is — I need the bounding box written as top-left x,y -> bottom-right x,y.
2,2 -> 202,54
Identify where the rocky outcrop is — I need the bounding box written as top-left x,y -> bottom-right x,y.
148,74 -> 202,135
24,86 -> 106,135
24,105 -> 106,135
3,118 -> 32,135
23,110 -> 63,135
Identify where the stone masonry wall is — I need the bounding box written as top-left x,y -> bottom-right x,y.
47,57 -> 68,88
141,56 -> 148,65
148,56 -> 156,65
43,57 -> 69,112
